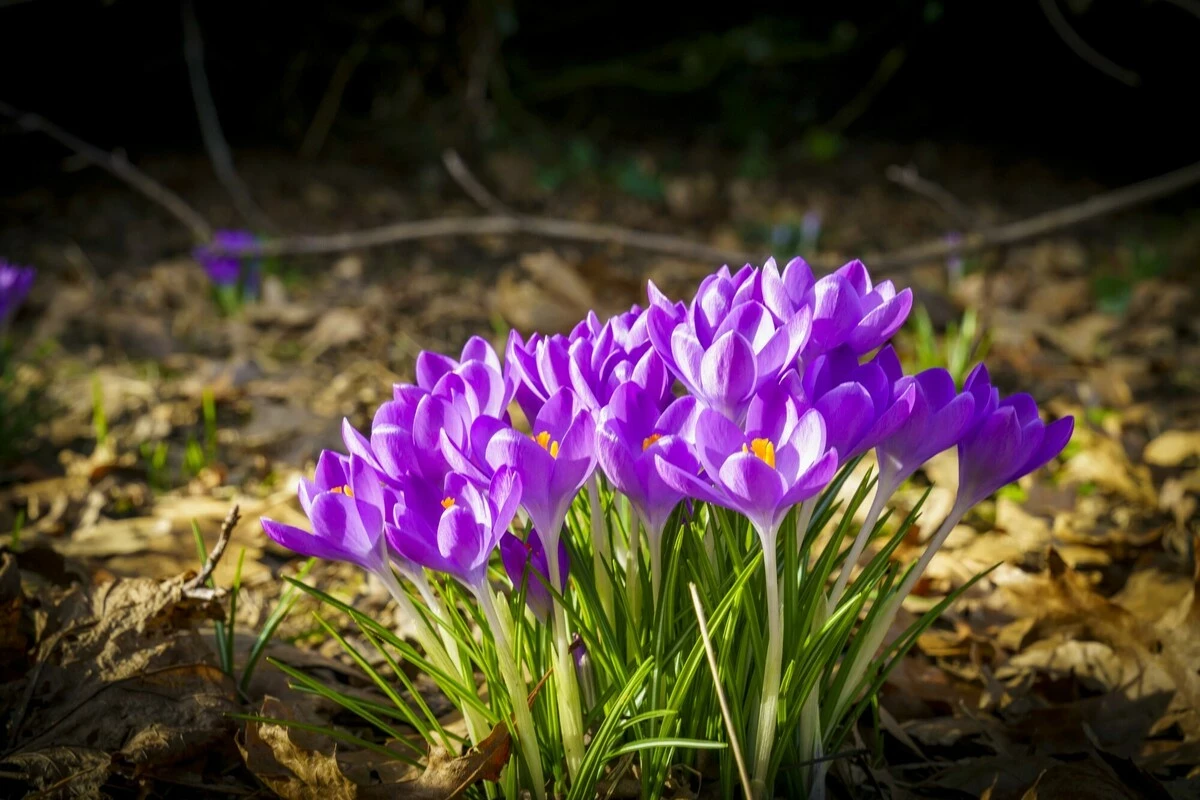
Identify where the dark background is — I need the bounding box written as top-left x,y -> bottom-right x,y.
2,0 -> 1197,186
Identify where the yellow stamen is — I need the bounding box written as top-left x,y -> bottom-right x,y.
330,485 -> 355,497
642,433 -> 662,451
441,497 -> 455,509
742,438 -> 776,469
533,430 -> 560,458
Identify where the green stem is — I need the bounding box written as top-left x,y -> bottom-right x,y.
544,540 -> 585,781
831,503 -> 966,723
406,567 -> 488,746
797,600 -> 828,798
750,526 -> 782,799
476,583 -> 547,800
588,476 -> 614,626
827,487 -> 889,609
647,520 -> 663,607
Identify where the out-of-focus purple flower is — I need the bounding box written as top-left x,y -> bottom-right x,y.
802,345 -> 916,465
500,528 -> 568,622
485,387 -> 596,546
647,264 -> 812,423
596,383 -> 698,540
944,232 -> 965,281
656,387 -> 838,538
387,467 -> 522,588
955,364 -> 1074,509
873,365 -> 976,496
0,260 -> 35,324
801,210 -> 823,251
261,453 -> 391,575
194,230 -> 261,290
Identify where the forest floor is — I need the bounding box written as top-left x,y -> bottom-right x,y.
1,139 -> 1199,799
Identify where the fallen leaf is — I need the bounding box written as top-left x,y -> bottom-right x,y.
239,696 -> 360,800
1143,431 -> 1200,468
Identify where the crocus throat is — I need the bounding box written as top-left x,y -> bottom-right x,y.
441,497 -> 455,509
642,433 -> 662,451
331,485 -> 355,497
743,438 -> 776,469
533,430 -> 561,458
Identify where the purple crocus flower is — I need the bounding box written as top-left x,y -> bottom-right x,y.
655,392 -> 838,539
500,528 -> 568,622
485,387 -> 596,548
596,383 -> 698,554
505,331 -> 574,422
386,467 -> 522,589
347,349 -> 512,486
802,345 -> 916,465
647,266 -> 813,424
567,313 -> 674,414
801,260 -> 912,357
955,364 -> 1074,510
415,337 -> 514,419
261,453 -> 390,575
194,229 -> 261,290
874,366 -> 977,497
0,260 -> 35,324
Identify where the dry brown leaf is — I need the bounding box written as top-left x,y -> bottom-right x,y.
1144,431 -> 1200,468
239,697 -> 360,800
0,566 -> 237,797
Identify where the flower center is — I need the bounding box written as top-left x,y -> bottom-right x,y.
330,485 -> 355,497
742,438 -> 776,469
642,433 -> 662,451
441,496 -> 455,509
533,430 -> 560,458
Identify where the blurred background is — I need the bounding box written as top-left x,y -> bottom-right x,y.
2,1 -> 1199,797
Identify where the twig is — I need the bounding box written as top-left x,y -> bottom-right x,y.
185,504 -> 240,595
0,100 -> 213,242
865,158 -> 1200,269
689,583 -> 754,800
181,0 -> 276,232
442,149 -> 513,215
1039,0 -> 1140,87
215,212 -> 757,264
885,164 -> 977,228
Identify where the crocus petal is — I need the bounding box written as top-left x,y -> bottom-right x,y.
848,289 -> 912,353
699,331 -> 756,418
716,453 -> 785,530
263,518 -> 358,565
437,505 -> 486,584
654,454 -> 727,508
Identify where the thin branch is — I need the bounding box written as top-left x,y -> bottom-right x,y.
865,158 -> 1200,269
182,0 -> 276,232
208,158 -> 1200,272
442,148 -> 514,215
1039,0 -> 1140,87
216,212 -> 758,265
185,504 -> 240,596
690,583 -> 754,800
885,164 -> 977,228
0,100 -> 213,243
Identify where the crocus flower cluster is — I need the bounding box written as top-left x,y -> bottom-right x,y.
263,256 -> 1072,799
0,260 -> 35,327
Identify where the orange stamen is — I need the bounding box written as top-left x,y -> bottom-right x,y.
642,433 -> 662,451
441,497 -> 455,509
742,438 -> 776,469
